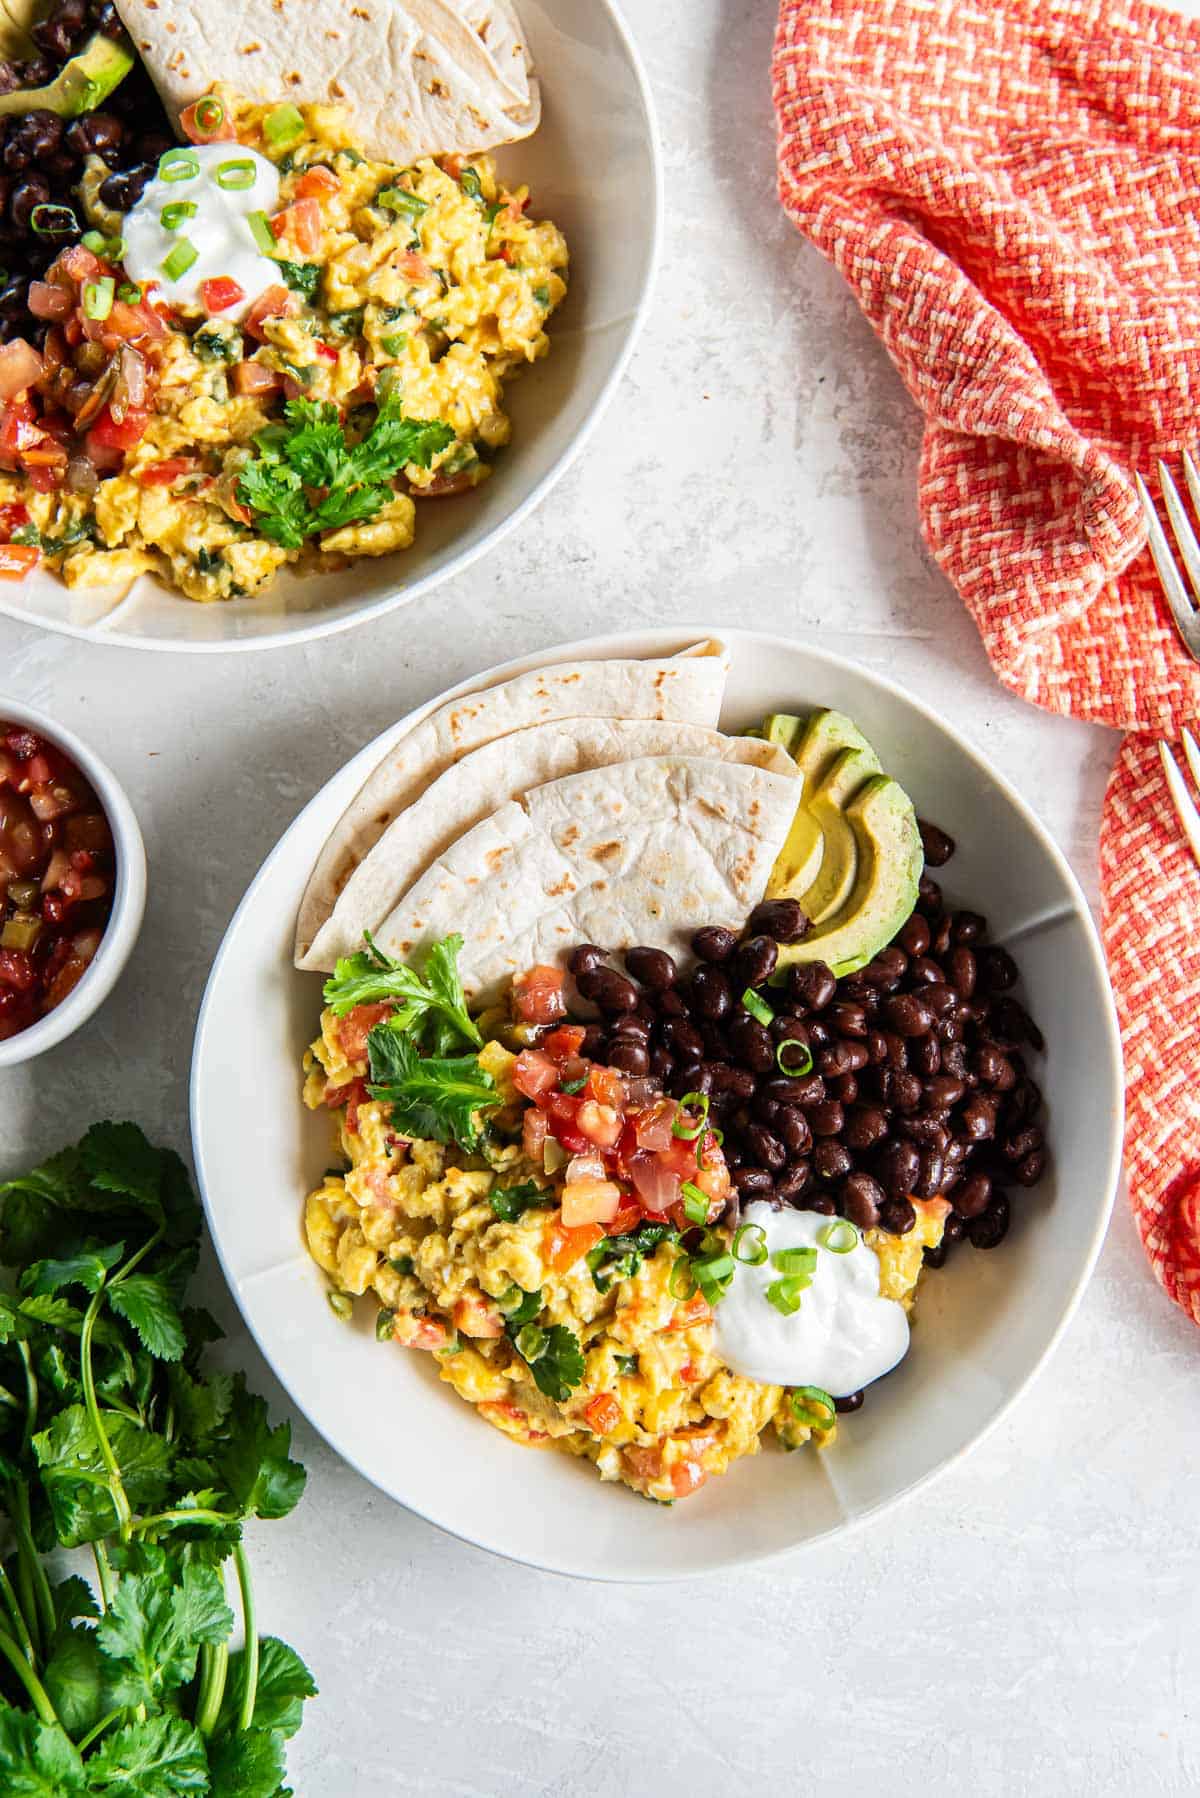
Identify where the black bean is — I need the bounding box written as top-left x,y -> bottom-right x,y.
925,1074 -> 966,1110
33,0 -> 86,61
661,1015 -> 703,1061
923,1241 -> 949,1269
941,1040 -> 969,1080
959,1095 -> 997,1141
943,1212 -> 965,1244
723,1066 -> 756,1102
610,1012 -> 650,1043
569,943 -> 605,977
908,955 -> 944,987
885,993 -> 934,1037
918,818 -> 956,866
813,1141 -> 852,1182
97,163 -> 154,215
818,1041 -> 864,1079
916,1149 -> 946,1197
917,876 -> 943,916
808,1100 -> 844,1138
878,1196 -> 916,1235
954,1172 -> 992,1218
1001,1125 -> 1042,1163
975,1045 -> 1016,1091
576,965 -> 639,1013
826,999 -> 869,1038
775,1163 -> 813,1204
878,1068 -> 922,1112
727,1015 -> 775,1071
65,111 -> 124,158
732,1167 -> 773,1197
91,0 -> 125,37
844,1104 -> 888,1152
658,990 -> 686,1019
10,177 -> 49,233
947,947 -> 977,997
832,1073 -> 859,1104
968,1194 -> 1010,1249
952,910 -> 986,944
747,896 -> 809,942
752,1090 -> 781,1126
669,1064 -> 707,1101
769,1012 -> 810,1046
607,1040 -> 649,1077
1006,1079 -> 1041,1125
690,964 -> 731,1019
626,945 -> 675,989
732,934 -> 778,989
977,946 -> 1018,992
579,1024 -> 607,1058
1014,1150 -> 1045,1187
876,1140 -> 920,1197
835,1389 -> 865,1413
805,1018 -> 830,1048
788,960 -> 836,1011
866,1030 -> 890,1065
692,925 -> 736,963
910,1033 -> 941,1077
777,1107 -> 812,1157
900,1116 -> 950,1150
764,1072 -> 824,1108
842,1171 -> 884,1230
898,913 -> 931,957
746,1124 -> 786,1172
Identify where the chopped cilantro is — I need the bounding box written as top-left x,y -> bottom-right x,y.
488,1182 -> 547,1223
325,307 -> 364,340
460,167 -> 483,202
533,283 -> 550,306
275,259 -> 321,301
498,1289 -> 584,1401
9,521 -> 39,547
193,323 -> 241,363
587,1221 -> 678,1294
381,332 -> 409,356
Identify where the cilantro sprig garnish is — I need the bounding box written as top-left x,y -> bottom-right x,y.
366,1028 -> 497,1153
0,1123 -> 315,1794
325,930 -> 481,1053
586,1221 -> 678,1294
499,1288 -> 584,1402
236,393 -> 454,549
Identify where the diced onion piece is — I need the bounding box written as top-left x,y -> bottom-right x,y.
27,282 -> 70,321
576,1100 -> 622,1148
564,1154 -> 606,1185
0,339 -> 43,400
628,1154 -> 681,1215
633,1098 -> 678,1152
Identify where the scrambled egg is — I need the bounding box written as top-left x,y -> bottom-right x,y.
301,1006 -> 946,1505
19,89 -> 567,603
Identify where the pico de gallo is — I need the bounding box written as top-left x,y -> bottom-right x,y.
0,719 -> 115,1039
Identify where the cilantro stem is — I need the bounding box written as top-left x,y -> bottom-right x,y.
17,1340 -> 36,1455
0,1625 -> 57,1727
91,1541 -> 115,1611
131,1505 -> 237,1534
195,1640 -> 228,1737
80,1282 -> 133,1542
9,1483 -> 54,1654
76,1706 -> 122,1754
0,1560 -> 36,1667
233,1541 -> 258,1730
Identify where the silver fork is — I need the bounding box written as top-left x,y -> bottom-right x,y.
1159,726 -> 1200,869
1136,452 -> 1200,665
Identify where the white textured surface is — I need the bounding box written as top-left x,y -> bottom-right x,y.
1,2 -> 1198,1792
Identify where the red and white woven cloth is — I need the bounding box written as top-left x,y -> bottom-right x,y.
774,0 -> 1200,1321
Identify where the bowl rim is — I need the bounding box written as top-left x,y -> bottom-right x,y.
189,624 -> 1125,1581
0,695 -> 147,1067
0,0 -> 664,657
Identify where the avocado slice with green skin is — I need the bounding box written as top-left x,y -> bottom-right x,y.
764,710 -> 878,899
794,744 -> 881,924
777,775 -> 922,974
0,31 -> 134,118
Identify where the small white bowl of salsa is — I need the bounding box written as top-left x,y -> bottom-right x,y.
0,699 -> 145,1065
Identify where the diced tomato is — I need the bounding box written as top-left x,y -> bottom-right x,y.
296,165 -> 340,198
139,456 -> 200,486
622,1443 -> 662,1484
312,341 -> 337,366
607,1200 -> 642,1238
440,153 -> 465,180
560,1175 -> 622,1227
543,1214 -> 604,1274
584,1064 -> 624,1110
670,1458 -> 708,1498
232,361 -> 282,396
414,469 -> 475,499
324,1075 -> 368,1133
541,1090 -> 590,1155
668,1293 -> 713,1332
575,1100 -> 622,1150
0,543 -> 39,580
0,399 -> 42,465
105,299 -> 166,343
477,1400 -> 549,1442
584,1393 -> 621,1436
0,502 -> 30,541
452,1294 -> 503,1340
512,964 -> 567,1025
242,286 -> 294,342
497,242 -> 516,265
271,198 -> 322,255
336,1001 -> 392,1063
632,1098 -> 677,1152
399,250 -> 433,282
86,406 -> 150,454
541,1023 -> 586,1063
179,99 -> 237,142
0,948 -> 34,990
395,1313 -> 449,1352
500,190 -> 528,222
201,277 -> 245,314
521,1107 -> 548,1161
679,1362 -> 698,1384
512,1048 -> 559,1102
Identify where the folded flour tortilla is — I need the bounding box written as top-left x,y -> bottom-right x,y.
371,755 -> 800,1005
114,0 -> 540,162
303,719 -> 794,972
293,645 -> 730,968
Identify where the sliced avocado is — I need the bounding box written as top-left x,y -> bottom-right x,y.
778,775 -> 922,973
794,744 -> 881,924
765,710 -> 878,899
0,0 -> 36,61
0,31 -> 133,119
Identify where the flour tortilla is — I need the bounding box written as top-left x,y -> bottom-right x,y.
304,719 -> 794,972
294,643 -> 730,967
372,755 -> 799,1006
114,0 -> 540,163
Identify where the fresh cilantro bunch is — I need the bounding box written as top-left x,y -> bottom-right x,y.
236,395 -> 455,549
0,1123 -> 315,1796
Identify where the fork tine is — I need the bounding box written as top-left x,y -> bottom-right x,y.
1137,472 -> 1200,660
1182,724 -> 1200,793
1182,448 -> 1200,522
1159,741 -> 1200,868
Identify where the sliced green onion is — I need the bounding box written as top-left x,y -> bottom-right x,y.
733,1222 -> 769,1265
790,1385 -> 836,1430
695,1252 -> 735,1284
264,102 -> 305,147
772,1245 -> 817,1277
559,1074 -> 587,1095
378,184 -> 428,219
327,1289 -> 352,1321
515,1323 -> 546,1363
436,1334 -> 463,1358
160,200 -> 197,231
614,1352 -> 638,1377
681,1182 -> 709,1226
776,1037 -> 813,1076
381,332 -> 409,356
81,229 -> 124,258
162,237 -> 198,281
742,988 -> 775,1026
160,148 -> 200,183
533,282 -> 550,306
819,1220 -> 858,1255
765,1275 -> 808,1316
193,95 -> 226,136
669,1257 -> 696,1301
496,1284 -> 526,1316
672,1092 -> 710,1141
247,209 -> 276,254
216,158 -> 256,191
82,277 -> 114,321
29,203 -> 77,237
117,282 -> 143,304
388,1254 -> 413,1275
374,1308 -> 395,1342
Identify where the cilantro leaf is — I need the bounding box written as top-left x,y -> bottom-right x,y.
324,930 -> 481,1049
236,456 -> 310,550
586,1221 -> 678,1294
219,1637 -> 317,1741
0,1702 -> 85,1796
526,1324 -> 584,1402
366,1026 -> 497,1152
33,1407 -> 171,1548
20,1242 -> 124,1297
86,1714 -> 209,1796
488,1182 -> 548,1223
107,1275 -> 186,1362
95,1551 -> 233,1705
42,1624 -> 111,1740
79,1122 -> 165,1215
207,1727 -> 286,1798
168,1364 -> 234,1446
274,258 -> 321,301
215,1381 -> 306,1521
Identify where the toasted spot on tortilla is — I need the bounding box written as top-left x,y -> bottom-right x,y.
239,41 -> 263,53
331,80 -> 346,97
560,824 -> 580,849
485,847 -> 511,873
546,875 -> 576,898
589,841 -> 621,864
351,4 -> 370,15
286,69 -> 302,82
731,855 -> 753,892
428,78 -> 450,98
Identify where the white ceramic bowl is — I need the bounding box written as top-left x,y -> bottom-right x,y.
0,697 -> 146,1066
190,628 -> 1124,1580
0,0 -> 660,653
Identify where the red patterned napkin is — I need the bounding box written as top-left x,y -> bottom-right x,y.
773,0 -> 1200,1321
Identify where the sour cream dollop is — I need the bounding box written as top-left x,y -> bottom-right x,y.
122,144 -> 282,320
713,1202 -> 909,1397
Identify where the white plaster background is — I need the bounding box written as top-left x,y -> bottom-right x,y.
2,2 -> 1199,1793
